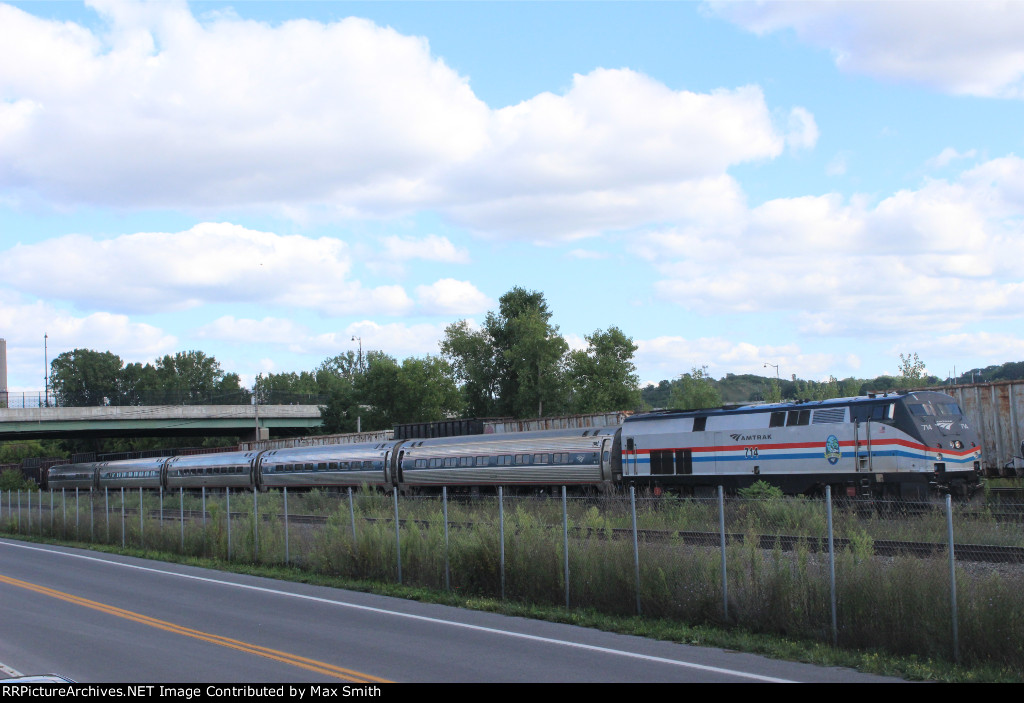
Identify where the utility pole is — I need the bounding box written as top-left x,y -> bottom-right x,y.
44,333 -> 49,407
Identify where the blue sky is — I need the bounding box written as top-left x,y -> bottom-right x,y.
1,0 -> 1023,393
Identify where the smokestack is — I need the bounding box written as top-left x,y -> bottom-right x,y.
0,338 -> 7,407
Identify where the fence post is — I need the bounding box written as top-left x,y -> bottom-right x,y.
443,486 -> 450,592
139,487 -> 144,547
631,485 -> 641,615
76,488 -> 80,539
180,487 -> 184,552
16,490 -> 20,533
826,486 -> 837,647
121,487 -> 125,549
226,487 -> 232,561
62,488 -> 66,539
946,494 -> 960,663
499,486 -> 505,601
253,487 -> 259,562
348,487 -> 357,542
393,490 -> 402,584
562,486 -> 570,609
105,488 -> 109,543
89,489 -> 94,542
719,485 -> 728,622
27,490 -> 31,531
284,487 -> 289,567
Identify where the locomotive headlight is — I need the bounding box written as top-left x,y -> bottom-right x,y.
951,440 -> 963,450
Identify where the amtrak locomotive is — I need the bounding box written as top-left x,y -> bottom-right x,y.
47,391 -> 982,499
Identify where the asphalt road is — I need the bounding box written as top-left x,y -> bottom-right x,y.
0,538 -> 904,683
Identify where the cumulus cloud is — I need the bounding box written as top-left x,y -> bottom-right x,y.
2,222 -> 415,316
193,316 -> 311,347
709,0 -> 1024,98
634,334 -> 841,380
926,147 -> 978,170
642,156 -> 1024,336
0,289 -> 176,388
415,279 -> 492,315
315,320 -> 449,359
381,235 -> 470,264
0,3 -> 802,239
786,107 -> 819,150
0,2 -> 489,210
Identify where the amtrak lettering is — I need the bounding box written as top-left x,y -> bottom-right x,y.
730,433 -> 772,441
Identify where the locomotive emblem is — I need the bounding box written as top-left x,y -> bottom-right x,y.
824,435 -> 841,465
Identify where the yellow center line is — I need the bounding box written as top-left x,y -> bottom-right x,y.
0,573 -> 391,683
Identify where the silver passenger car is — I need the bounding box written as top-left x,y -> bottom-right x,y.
97,457 -> 166,490
165,451 -> 261,490
396,428 -> 619,489
47,462 -> 101,491
259,442 -> 400,489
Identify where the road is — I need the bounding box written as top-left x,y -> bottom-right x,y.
0,538 -> 903,683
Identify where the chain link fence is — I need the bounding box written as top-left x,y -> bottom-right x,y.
3,486 -> 1023,668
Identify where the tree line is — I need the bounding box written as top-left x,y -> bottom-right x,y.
42,284 -> 1024,439
42,288 -> 641,436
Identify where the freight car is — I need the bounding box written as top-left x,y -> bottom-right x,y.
46,391 -> 982,499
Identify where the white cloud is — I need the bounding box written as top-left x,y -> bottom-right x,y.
826,152 -> 849,177
634,334 -> 841,380
926,147 -> 978,170
193,316 -> 311,346
0,289 -> 176,388
709,1 -> 1024,98
381,235 -> 470,263
318,320 -> 449,359
642,156 -> 1024,336
2,222 -> 415,316
0,2 -> 489,210
0,4 -> 803,239
414,279 -> 492,315
786,107 -> 819,150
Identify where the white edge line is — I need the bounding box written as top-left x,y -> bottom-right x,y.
1,540 -> 795,683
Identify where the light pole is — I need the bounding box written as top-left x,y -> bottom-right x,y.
44,333 -> 49,407
763,362 -> 779,381
351,335 -> 363,373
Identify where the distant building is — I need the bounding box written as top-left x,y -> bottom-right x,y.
0,338 -> 7,408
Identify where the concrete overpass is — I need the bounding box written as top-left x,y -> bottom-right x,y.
0,405 -> 323,441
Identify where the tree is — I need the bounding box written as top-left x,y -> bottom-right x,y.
567,327 -> 640,413
440,320 -> 498,417
762,377 -> 783,404
117,362 -> 159,405
669,366 -> 721,410
50,349 -> 124,406
253,371 -> 320,404
318,380 -> 361,434
441,287 -> 571,418
154,350 -> 248,404
503,307 -> 568,417
899,353 -> 927,388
